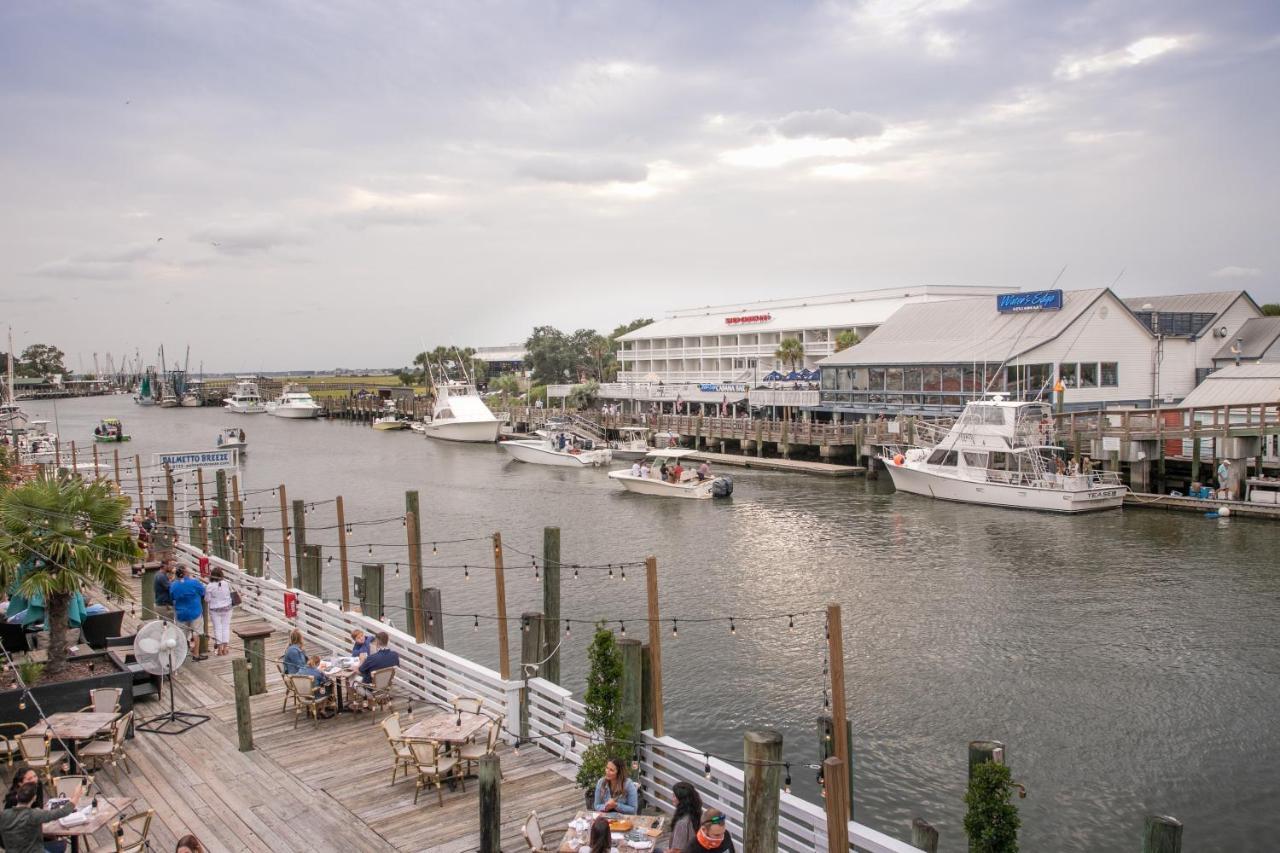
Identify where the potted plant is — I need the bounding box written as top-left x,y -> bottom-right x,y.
575,625 -> 629,807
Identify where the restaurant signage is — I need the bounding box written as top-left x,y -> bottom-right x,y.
996,290 -> 1063,313
724,313 -> 772,325
152,449 -> 239,471
699,383 -> 748,392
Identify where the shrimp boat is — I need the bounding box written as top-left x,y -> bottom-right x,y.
500,435 -> 612,467
607,449 -> 733,500
94,418 -> 131,443
421,363 -> 500,443
881,396 -> 1124,513
223,377 -> 267,414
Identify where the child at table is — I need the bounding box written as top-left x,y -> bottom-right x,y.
297,655 -> 333,697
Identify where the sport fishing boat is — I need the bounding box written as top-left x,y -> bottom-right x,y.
93,418 -> 131,443
266,385 -> 322,419
223,377 -> 267,414
215,427 -> 247,452
2,340 -> 29,430
882,396 -> 1124,513
500,434 -> 613,467
607,449 -> 733,500
609,426 -> 652,460
421,364 -> 500,443
13,420 -> 57,463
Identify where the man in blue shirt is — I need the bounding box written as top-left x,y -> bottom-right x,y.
353,631 -> 400,711
168,566 -> 207,658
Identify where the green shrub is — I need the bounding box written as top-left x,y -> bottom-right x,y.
575,626 -> 627,791
964,761 -> 1020,853
17,660 -> 45,686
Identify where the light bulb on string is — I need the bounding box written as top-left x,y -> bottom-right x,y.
573,565 -> 579,580
621,566 -> 626,581
784,764 -> 792,794
432,543 -> 437,555
788,614 -> 795,632
473,615 -> 479,631
367,544 -> 373,556
463,565 -> 470,581
703,754 -> 712,779
607,565 -> 613,580
522,616 -> 529,633
619,621 -> 626,637
394,564 -> 400,577
671,619 -> 678,638
565,622 -> 571,639
729,617 -> 736,636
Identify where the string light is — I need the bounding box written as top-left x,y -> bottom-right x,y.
573,565 -> 579,580
703,754 -> 712,779
565,622 -> 571,639
784,764 -> 792,794
619,621 -> 626,637
620,566 -> 626,581
463,565 -> 469,580
608,565 -> 613,580
432,543 -> 437,555
671,619 -> 678,638
788,614 -> 795,632
729,617 -> 736,636
522,615 -> 529,633
367,544 -> 373,556
473,615 -> 479,631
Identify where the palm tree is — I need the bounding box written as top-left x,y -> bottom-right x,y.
774,338 -> 805,372
834,329 -> 861,352
491,373 -> 521,407
0,472 -> 139,676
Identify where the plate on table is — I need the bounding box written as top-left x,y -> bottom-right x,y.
608,819 -> 633,832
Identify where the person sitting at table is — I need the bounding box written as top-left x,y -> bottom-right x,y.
592,757 -> 638,815
349,628 -> 373,659
175,834 -> 205,853
352,630 -> 400,711
692,808 -> 735,852
587,816 -> 612,853
297,654 -> 333,698
2,767 -> 43,810
0,779 -> 82,853
282,628 -> 307,674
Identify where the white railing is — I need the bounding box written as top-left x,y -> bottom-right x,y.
170,542 -> 921,853
751,389 -> 822,407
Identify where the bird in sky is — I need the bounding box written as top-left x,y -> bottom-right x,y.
156,236 -> 164,242
211,241 -> 221,247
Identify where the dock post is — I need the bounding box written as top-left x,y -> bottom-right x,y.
140,563 -> 159,621
70,440 -> 78,473
232,657 -> 254,752
214,470 -> 229,560
478,753 -> 501,853
242,527 -> 265,577
825,604 -> 851,819
640,644 -> 654,731
164,465 -> 175,526
91,443 -> 100,478
359,564 -> 384,620
405,587 -> 443,647
618,638 -> 642,739
519,611 -> 544,739
112,448 -> 122,495
292,499 -> 307,569
818,714 -> 855,815
822,756 -> 850,853
196,468 -> 209,552
187,510 -> 202,547
743,730 -> 782,853
406,491 -> 425,644
968,740 -> 1005,777
493,533 -> 511,680
644,556 -> 665,736
335,496 -> 350,611
300,544 -> 322,597
277,484 -> 293,588
134,454 -> 143,511
1143,815 -> 1182,853
910,818 -> 939,853
542,527 -> 561,684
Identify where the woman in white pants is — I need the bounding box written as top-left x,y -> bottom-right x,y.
204,566 -> 235,656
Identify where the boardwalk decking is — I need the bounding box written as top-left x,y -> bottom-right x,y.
6,575 -> 583,852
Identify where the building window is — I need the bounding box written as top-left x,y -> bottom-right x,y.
868,367 -> 885,391
1132,311 -> 1217,337
1079,362 -> 1098,388
1101,362 -> 1118,387
904,368 -> 923,391
923,366 -> 941,392
1059,363 -> 1077,388
942,366 -> 963,393
886,367 -> 904,392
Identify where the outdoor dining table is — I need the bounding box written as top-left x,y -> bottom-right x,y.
402,708 -> 490,746
42,796 -> 135,853
318,658 -> 362,712
558,810 -> 664,853
28,712 -> 119,772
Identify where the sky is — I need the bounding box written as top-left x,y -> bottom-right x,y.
2,0 -> 1278,372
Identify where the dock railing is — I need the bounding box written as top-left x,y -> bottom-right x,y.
172,542 -> 921,853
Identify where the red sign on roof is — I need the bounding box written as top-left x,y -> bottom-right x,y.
725,313 -> 772,325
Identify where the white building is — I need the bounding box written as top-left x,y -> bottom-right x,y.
614,285 -> 1005,386
818,287 -> 1263,415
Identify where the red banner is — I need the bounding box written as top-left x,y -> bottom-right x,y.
198,555 -> 210,580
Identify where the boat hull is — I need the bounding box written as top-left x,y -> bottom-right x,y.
224,402 -> 267,414
884,463 -> 1124,513
180,397 -> 202,408
134,397 -> 156,407
501,440 -> 611,467
94,435 -> 132,443
372,420 -> 409,431
607,471 -> 716,499
422,420 -> 501,443
267,405 -> 320,419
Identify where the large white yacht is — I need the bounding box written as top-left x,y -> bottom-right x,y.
222,377 -> 267,414
421,365 -> 500,443
266,385 -> 321,419
882,397 -> 1124,513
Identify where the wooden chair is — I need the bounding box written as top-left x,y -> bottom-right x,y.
0,722 -> 28,768
363,667 -> 396,719
17,732 -> 67,786
458,715 -> 502,779
111,808 -> 154,853
79,711 -> 134,781
379,713 -> 415,785
287,675 -> 333,729
278,662 -> 299,713
409,739 -> 461,806
451,696 -> 483,715
52,774 -> 92,800
521,810 -> 568,852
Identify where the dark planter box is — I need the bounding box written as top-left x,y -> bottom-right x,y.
0,652 -> 135,730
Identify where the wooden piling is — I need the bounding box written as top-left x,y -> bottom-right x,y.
743,730 -> 783,853
300,544 -> 322,597
360,564 -> 385,620
910,818 -> 939,853
92,443 -> 100,479
493,533 -> 511,680
818,714 -> 855,816
232,657 -> 254,752
242,527 -> 265,577
54,438 -> 61,468
405,508 -> 425,644
618,638 -> 642,739
519,611 -> 544,739
292,499 -> 307,569
424,587 -> 443,647
644,556 -> 665,737
822,756 -> 850,853
164,465 -> 175,526
196,468 -> 208,552
134,454 -> 144,510
640,644 -> 654,732
542,526 -> 561,684
140,563 -> 159,621
214,470 -> 229,560
478,753 -> 501,853
70,440 -> 78,472
336,496 -> 351,611
968,740 -> 1004,778
278,484 -> 293,588
826,604 -> 851,818
1143,815 -> 1182,853
112,448 -> 122,495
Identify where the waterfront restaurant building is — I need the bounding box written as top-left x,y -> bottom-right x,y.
613,285 -> 1005,386
818,288 -> 1263,416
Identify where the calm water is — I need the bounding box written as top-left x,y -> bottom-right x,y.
28,395 -> 1280,851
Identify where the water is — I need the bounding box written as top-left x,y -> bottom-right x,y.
27,395 -> 1280,851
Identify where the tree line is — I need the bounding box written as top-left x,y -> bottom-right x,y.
0,344 -> 68,380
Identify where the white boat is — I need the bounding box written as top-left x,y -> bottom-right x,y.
216,427 -> 247,452
607,449 -> 733,500
421,364 -> 500,443
180,392 -> 202,407
223,377 -> 267,414
15,420 -> 57,463
610,426 -> 652,460
882,396 -> 1124,513
500,435 -> 612,467
267,385 -> 322,419
408,421 -> 426,434
373,413 -> 410,431
1,335 -> 28,430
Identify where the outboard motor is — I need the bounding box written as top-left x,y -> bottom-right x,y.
711,475 -> 734,498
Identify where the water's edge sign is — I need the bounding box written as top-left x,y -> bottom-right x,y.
996,289 -> 1064,313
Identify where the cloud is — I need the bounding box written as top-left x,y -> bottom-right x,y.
335,188 -> 450,229
771,109 -> 885,141
518,156 -> 649,185
30,242 -> 158,280
1210,266 -> 1262,279
192,220 -> 310,255
1056,36 -> 1190,81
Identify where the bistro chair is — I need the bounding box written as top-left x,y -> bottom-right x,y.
451,696 -> 484,715
287,675 -> 334,729
52,774 -> 93,800
365,667 -> 397,719
409,739 -> 461,807
379,713 -> 415,786
0,722 -> 28,768
458,714 -> 503,779
80,711 -> 134,782
279,665 -> 300,713
111,808 -> 155,853
17,732 -> 67,785
80,686 -> 123,723
521,810 -> 568,852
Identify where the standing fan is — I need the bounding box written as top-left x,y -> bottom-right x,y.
134,620 -> 210,735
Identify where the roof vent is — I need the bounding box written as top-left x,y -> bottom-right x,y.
1213,325 -> 1229,338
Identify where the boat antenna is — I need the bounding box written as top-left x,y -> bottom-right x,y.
981,264 -> 1069,398
452,348 -> 470,384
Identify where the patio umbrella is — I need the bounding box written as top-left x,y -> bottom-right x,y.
762,371 -> 782,381
785,370 -> 802,381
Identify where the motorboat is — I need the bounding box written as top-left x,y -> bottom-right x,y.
215,427 -> 247,452
373,413 -> 410,431
408,421 -> 427,434
607,449 -> 733,500
652,430 -> 682,449
267,385 -> 322,419
180,392 -> 203,407
882,396 -> 1124,513
421,364 -> 500,443
500,434 -> 612,467
223,377 -> 267,414
93,418 -> 131,443
610,426 -> 652,460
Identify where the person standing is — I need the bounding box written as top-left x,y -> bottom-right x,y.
1217,459 -> 1232,498
153,561 -> 175,622
168,566 -> 207,659
204,567 -> 234,656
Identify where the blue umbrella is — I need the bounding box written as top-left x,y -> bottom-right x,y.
762,371 -> 782,381
785,370 -> 802,381
799,368 -> 813,380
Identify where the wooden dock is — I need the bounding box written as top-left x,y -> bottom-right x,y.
15,574 -> 582,853
1124,492 -> 1280,520
690,451 -> 865,477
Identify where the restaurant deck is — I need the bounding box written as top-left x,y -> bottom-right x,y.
9,575 -> 584,852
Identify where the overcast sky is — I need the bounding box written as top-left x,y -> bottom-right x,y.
3,1 -> 1277,372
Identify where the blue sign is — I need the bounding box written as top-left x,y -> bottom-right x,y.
996,290 -> 1063,313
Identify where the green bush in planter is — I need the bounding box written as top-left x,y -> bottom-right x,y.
964,760 -> 1020,853
575,626 -> 629,792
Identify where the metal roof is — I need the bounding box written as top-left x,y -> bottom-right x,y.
1178,363 -> 1280,407
1211,317 -> 1280,361
818,288 -> 1128,366
1121,290 -> 1252,329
